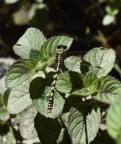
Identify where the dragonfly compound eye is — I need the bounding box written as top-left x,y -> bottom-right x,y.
57,44 -> 67,49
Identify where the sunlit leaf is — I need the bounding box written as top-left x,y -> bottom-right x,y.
7,72 -> 44,114
0,76 -> 7,95
7,79 -> 32,114
107,96 -> 121,142
13,27 -> 46,59
56,72 -> 73,94
67,104 -> 100,144
5,0 -> 19,4
93,76 -> 121,104
13,7 -> 29,25
64,56 -> 81,73
106,6 -> 119,15
6,60 -> 34,88
102,15 -> 115,26
83,47 -> 115,77
20,106 -> 38,140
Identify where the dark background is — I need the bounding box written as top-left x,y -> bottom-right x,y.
0,0 -> 121,79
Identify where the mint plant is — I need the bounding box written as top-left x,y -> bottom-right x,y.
5,27 -> 121,144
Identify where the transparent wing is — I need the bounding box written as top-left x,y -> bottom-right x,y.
13,45 -> 102,73
14,44 -> 87,60
65,50 -> 87,56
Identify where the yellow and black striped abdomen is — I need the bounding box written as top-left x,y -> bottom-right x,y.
47,45 -> 67,113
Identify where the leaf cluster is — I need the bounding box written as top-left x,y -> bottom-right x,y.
4,27 -> 121,144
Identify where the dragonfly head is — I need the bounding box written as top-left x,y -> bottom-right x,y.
57,44 -> 67,54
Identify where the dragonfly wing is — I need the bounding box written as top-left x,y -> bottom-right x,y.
64,51 -> 87,57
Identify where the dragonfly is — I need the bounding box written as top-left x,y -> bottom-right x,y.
47,44 -> 67,112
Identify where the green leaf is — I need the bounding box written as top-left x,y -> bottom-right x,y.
8,35 -> 73,90
107,96 -> 121,144
92,76 -> 121,104
64,56 -> 81,73
3,89 -> 10,107
116,132 -> 121,144
61,112 -> 70,127
0,107 -> 8,121
40,36 -> 73,61
56,72 -> 73,94
6,60 -> 34,88
29,4 -> 42,20
56,72 -> 98,97
82,48 -> 116,77
72,88 -> 94,96
6,129 -> 16,143
102,15 -> 115,26
5,0 -> 19,4
72,73 -> 98,96
20,106 -> 38,140
7,70 -> 45,114
0,76 -> 7,95
0,94 -> 3,106
13,27 -> 46,59
30,73 -> 65,119
106,6 -> 119,15
23,138 -> 40,144
84,73 -> 98,87
57,128 -> 71,144
13,7 -> 29,25
56,71 -> 83,94
29,49 -> 41,63
67,104 -> 100,144
34,113 -> 61,144
1,128 -> 16,143
7,79 -> 32,114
